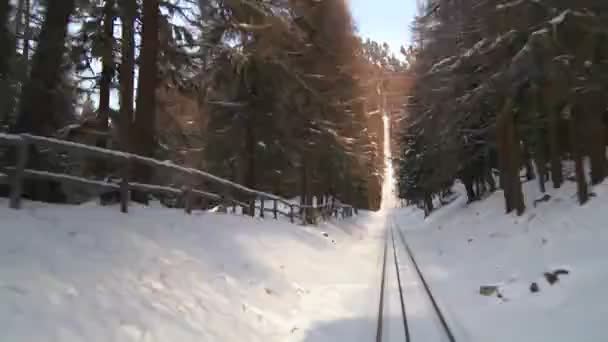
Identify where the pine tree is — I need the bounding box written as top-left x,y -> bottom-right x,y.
397,0 -> 608,214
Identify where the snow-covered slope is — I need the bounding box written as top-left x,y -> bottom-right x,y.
393,180 -> 608,342
1,177 -> 606,342
0,200 -> 387,342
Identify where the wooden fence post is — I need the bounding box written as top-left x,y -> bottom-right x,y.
260,197 -> 265,218
183,187 -> 193,214
218,194 -> 228,213
222,190 -> 231,213
183,172 -> 194,215
249,197 -> 255,217
9,139 -> 29,209
273,200 -> 278,219
120,159 -> 130,213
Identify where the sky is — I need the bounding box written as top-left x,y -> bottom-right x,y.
349,0 -> 418,55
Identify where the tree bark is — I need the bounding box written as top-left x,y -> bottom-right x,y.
118,0 -> 136,151
534,138 -> 547,193
587,101 -> 606,185
496,101 -> 512,212
22,0 -> 30,70
0,0 -> 10,80
462,167 -> 476,203
300,157 -> 307,214
497,100 -> 525,215
131,0 -> 159,202
0,0 -> 12,126
569,112 -> 589,205
13,0 -> 75,135
509,116 -> 525,215
424,192 -> 433,217
97,0 -> 115,147
133,0 -> 158,156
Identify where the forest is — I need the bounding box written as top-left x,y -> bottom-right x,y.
4,0 -> 602,218
397,0 -> 608,216
0,0 -> 406,211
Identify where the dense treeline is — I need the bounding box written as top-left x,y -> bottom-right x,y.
0,0 -> 396,210
397,0 -> 608,215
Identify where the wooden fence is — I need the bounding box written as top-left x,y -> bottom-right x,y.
0,133 -> 355,224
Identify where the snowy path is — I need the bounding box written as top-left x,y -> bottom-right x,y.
392,221 -> 455,342
378,227 -> 407,342
300,212 -> 389,342
375,216 -> 459,342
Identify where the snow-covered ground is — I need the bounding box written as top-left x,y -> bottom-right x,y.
393,179 -> 608,342
1,180 -> 606,341
0,200 -> 389,342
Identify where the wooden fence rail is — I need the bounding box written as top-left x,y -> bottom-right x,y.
0,133 -> 355,224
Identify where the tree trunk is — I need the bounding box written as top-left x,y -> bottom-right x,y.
462,169 -> 476,203
496,101 -> 512,212
534,139 -> 547,193
548,107 -> 563,188
131,0 -> 159,202
300,154 -> 313,223
242,117 -> 257,215
13,0 -> 75,135
497,100 -> 525,215
484,149 -> 496,192
0,0 -> 10,79
424,192 -> 433,217
508,116 -> 525,215
244,118 -> 256,189
97,0 -> 115,147
300,157 -> 307,216
118,0 -> 136,151
587,103 -> 606,185
21,0 -> 30,71
569,113 -> 589,205
9,0 -> 74,202
0,0 -> 14,125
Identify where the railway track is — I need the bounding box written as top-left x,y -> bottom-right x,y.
376,219 -> 457,342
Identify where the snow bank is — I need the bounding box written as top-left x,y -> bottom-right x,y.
393,180 -> 608,342
0,200 -> 386,342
